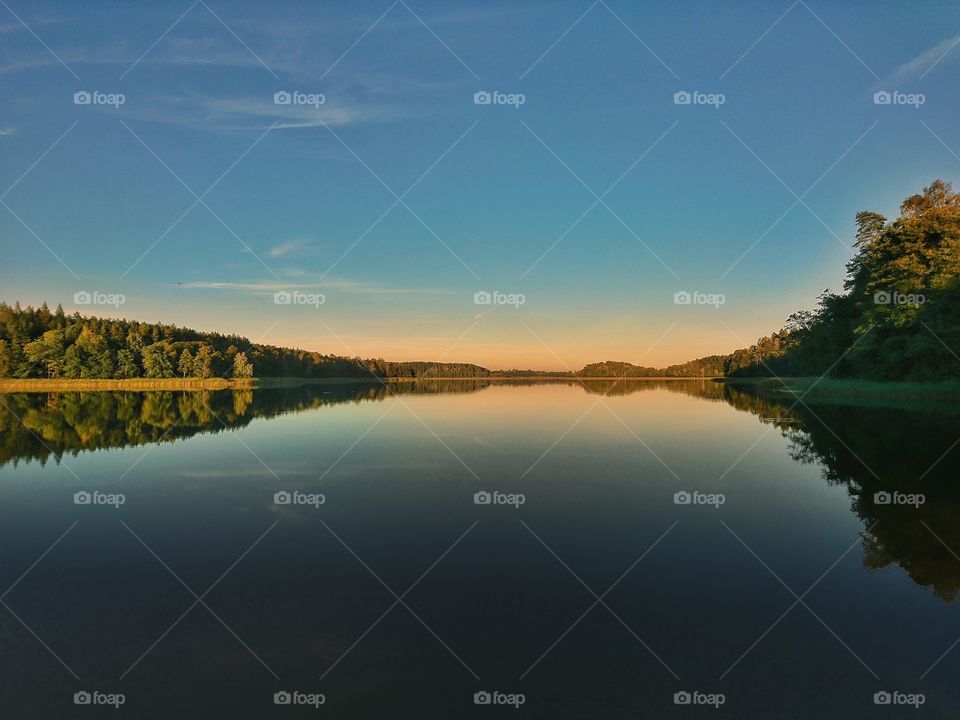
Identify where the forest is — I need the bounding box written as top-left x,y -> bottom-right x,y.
578,356 -> 728,378
0,304 -> 489,380
723,179 -> 960,380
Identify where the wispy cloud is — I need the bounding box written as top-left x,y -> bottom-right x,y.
0,127 -> 15,136
884,34 -> 960,83
179,278 -> 450,296
122,92 -> 404,131
268,238 -> 315,257
0,4 -> 525,79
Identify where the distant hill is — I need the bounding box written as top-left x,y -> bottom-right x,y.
579,357 -> 727,378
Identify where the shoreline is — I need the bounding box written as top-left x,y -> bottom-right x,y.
2,375 -> 957,407
0,378 -> 259,393
721,376 -> 960,409
0,375 -> 720,393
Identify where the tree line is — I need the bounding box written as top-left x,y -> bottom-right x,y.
581,180 -> 960,382
724,180 -> 960,381
578,356 -> 728,378
0,304 -> 489,380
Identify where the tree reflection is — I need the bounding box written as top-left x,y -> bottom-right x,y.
708,383 -> 960,603
2,379 -> 959,602
0,380 -> 489,468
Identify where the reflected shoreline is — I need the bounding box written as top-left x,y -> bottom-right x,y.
2,378 -> 960,602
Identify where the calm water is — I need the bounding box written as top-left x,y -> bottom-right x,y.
1,380 -> 959,718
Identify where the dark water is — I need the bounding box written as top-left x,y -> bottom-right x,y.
1,379 -> 959,718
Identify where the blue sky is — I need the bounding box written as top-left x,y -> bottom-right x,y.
1,0 -> 959,368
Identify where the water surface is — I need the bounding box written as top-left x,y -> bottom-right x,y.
1,380 -> 959,717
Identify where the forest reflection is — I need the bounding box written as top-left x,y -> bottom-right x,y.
2,378 -> 959,602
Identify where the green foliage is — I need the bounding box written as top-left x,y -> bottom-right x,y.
0,304 -> 489,380
726,180 -> 960,381
63,327 -> 114,379
178,348 -> 194,378
0,340 -> 10,377
116,349 -> 139,378
24,329 -> 69,378
142,342 -> 175,379
193,345 -> 216,379
232,352 -> 254,379
578,355 -> 728,378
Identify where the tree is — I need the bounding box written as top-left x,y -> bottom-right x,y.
142,342 -> 174,378
24,329 -> 68,378
727,180 -> 960,379
178,348 -> 194,378
116,349 -> 140,378
193,345 -> 215,379
0,339 -> 10,378
232,351 -> 254,378
62,328 -> 114,378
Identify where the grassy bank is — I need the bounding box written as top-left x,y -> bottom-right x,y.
0,375 -> 724,393
722,376 -> 960,410
0,376 -> 472,393
0,378 -> 258,393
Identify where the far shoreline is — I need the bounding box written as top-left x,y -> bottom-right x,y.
0,375 -> 724,393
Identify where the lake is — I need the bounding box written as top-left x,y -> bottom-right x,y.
1,379 -> 959,717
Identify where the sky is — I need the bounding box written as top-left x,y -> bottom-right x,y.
1,0 -> 959,370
